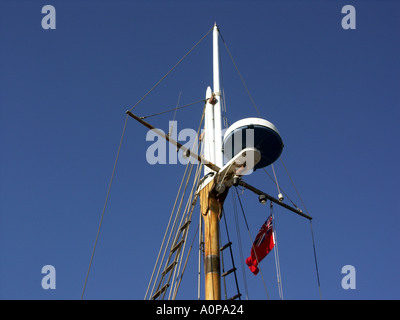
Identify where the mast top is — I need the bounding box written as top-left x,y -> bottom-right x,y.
213,22 -> 219,32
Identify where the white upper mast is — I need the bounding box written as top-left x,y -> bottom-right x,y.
212,23 -> 223,169
204,23 -> 223,177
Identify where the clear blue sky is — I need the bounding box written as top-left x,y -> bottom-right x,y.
0,0 -> 399,300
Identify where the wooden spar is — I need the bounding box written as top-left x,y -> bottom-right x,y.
239,180 -> 313,220
126,110 -> 220,172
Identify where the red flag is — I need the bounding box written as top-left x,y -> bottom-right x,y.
246,215 -> 275,275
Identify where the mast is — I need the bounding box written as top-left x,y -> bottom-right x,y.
200,23 -> 225,300
203,23 -> 223,175
212,23 -> 223,169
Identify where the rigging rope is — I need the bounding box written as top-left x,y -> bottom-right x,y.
217,40 -> 230,129
280,158 -> 308,213
271,164 -> 282,198
270,203 -> 284,300
279,157 -> 322,299
128,26 -> 213,113
153,150 -> 201,300
218,30 -> 262,118
139,99 -> 205,119
144,150 -> 193,299
262,168 -> 301,212
170,162 -> 204,299
168,91 -> 182,137
150,143 -> 197,299
81,114 -> 129,300
168,105 -> 206,300
310,220 -> 322,300
232,191 -> 249,300
146,104 -> 206,300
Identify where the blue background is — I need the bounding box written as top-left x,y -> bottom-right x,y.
0,0 -> 399,299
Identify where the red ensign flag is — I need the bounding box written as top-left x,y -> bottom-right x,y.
246,215 -> 275,275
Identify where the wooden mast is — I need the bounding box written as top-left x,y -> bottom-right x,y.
199,23 -> 225,300
199,181 -> 223,300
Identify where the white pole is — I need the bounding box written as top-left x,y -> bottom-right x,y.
213,23 -> 223,168
204,86 -> 214,176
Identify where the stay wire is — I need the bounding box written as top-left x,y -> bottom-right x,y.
140,99 -> 205,119
218,30 -> 262,118
81,114 -> 129,300
262,168 -> 301,211
270,203 -> 283,300
279,157 -> 308,213
310,220 -> 322,300
231,192 -> 249,300
168,91 -> 182,138
128,26 -> 213,113
271,164 -> 281,196
279,157 -> 322,299
217,39 -> 229,129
